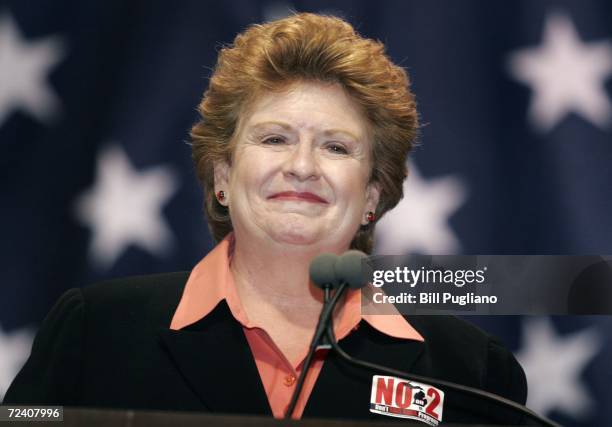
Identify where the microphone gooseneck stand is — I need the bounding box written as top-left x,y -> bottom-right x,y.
321,294 -> 561,427
285,251 -> 560,426
326,324 -> 561,426
284,282 -> 348,419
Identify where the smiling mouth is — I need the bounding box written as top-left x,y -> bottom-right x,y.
268,191 -> 328,204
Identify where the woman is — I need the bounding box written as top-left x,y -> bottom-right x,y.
4,13 -> 527,424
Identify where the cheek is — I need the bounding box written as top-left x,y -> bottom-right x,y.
230,153 -> 264,190
332,164 -> 370,203
229,155 -> 280,206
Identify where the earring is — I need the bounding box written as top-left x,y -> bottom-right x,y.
216,190 -> 225,202
366,211 -> 376,223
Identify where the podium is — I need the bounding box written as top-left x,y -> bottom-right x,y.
14,408 -> 524,426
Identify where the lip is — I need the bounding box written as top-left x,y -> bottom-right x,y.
268,191 -> 328,204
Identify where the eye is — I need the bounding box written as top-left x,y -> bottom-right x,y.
262,136 -> 286,145
325,142 -> 349,155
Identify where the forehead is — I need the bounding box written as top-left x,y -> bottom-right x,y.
238,81 -> 371,140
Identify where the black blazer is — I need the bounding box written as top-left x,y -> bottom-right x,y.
4,272 -> 527,424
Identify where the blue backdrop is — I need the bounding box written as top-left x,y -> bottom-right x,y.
1,1 -> 611,425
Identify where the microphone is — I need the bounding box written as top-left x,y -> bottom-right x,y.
288,250 -> 560,426
309,252 -> 341,290
334,250 -> 368,289
285,252 -> 350,419
288,251 -> 559,425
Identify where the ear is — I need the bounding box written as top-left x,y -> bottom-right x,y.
213,160 -> 231,206
362,181 -> 381,225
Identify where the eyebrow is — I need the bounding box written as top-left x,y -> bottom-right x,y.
248,121 -> 292,132
322,128 -> 360,141
248,121 -> 361,141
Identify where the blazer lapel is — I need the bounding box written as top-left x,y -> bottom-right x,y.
158,301 -> 271,415
304,320 -> 425,419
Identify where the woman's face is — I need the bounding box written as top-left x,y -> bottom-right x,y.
216,81 -> 379,252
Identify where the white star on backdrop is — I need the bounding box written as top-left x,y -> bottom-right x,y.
0,12 -> 65,127
75,145 -> 178,269
508,11 -> 612,132
374,162 -> 466,254
0,323 -> 33,401
516,317 -> 601,418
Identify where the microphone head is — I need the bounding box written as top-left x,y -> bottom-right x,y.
310,253 -> 340,289
336,250 -> 368,289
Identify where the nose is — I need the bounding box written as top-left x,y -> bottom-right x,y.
282,139 -> 320,181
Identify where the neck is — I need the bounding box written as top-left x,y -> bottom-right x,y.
230,232 -> 348,328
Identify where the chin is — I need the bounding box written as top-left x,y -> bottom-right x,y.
266,221 -> 325,247
268,229 -> 353,253
271,230 -> 320,246
262,217 -> 350,249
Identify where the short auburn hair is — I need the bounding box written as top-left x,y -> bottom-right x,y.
191,12 -> 418,253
